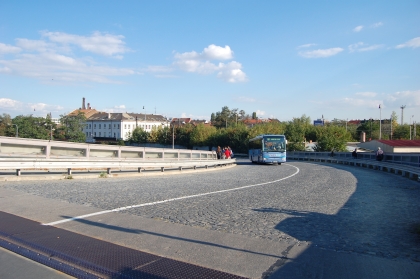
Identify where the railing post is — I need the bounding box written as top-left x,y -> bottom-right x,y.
107,168 -> 111,174
16,169 -> 21,176
67,168 -> 72,175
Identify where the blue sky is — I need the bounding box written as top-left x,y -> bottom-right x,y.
0,1 -> 419,124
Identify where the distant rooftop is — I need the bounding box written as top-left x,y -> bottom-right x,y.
377,140 -> 420,147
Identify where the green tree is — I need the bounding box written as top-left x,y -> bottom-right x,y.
0,113 -> 12,136
313,125 -> 351,152
175,123 -> 195,148
285,115 -> 311,151
147,126 -> 168,143
190,124 -> 217,147
55,112 -> 86,142
130,127 -> 148,143
393,125 -> 410,139
10,115 -> 55,139
212,106 -> 231,128
356,119 -> 380,140
249,122 -> 286,138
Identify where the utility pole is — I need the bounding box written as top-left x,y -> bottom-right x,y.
379,104 -> 382,140
390,115 -> 393,140
400,105 -> 406,125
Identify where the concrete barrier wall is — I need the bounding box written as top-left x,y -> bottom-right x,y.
288,151 -> 420,167
0,136 -> 216,160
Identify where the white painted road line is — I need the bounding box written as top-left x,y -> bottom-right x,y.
43,163 -> 300,226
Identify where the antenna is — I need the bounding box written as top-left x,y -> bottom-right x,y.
400,105 -> 406,125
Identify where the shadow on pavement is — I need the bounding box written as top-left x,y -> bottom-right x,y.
258,162 -> 420,279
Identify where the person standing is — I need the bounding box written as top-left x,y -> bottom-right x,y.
352,148 -> 357,159
376,147 -> 384,161
216,146 -> 222,159
224,147 -> 231,159
228,146 -> 234,158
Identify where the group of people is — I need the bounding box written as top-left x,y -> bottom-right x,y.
352,147 -> 384,161
216,146 -> 233,159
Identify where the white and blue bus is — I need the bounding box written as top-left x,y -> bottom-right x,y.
249,134 -> 286,164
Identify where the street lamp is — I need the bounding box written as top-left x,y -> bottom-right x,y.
410,115 -> 414,140
379,104 -> 382,140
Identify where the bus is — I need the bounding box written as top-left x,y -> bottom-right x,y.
249,134 -> 286,164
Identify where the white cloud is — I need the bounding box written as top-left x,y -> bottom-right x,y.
145,65 -> 173,73
173,44 -> 247,82
297,43 -> 317,49
203,45 -> 233,60
0,43 -> 21,54
353,25 -> 364,32
217,61 -> 247,83
15,39 -> 55,52
313,89 -> 420,112
0,98 -> 64,116
1,52 -> 135,83
0,31 -> 137,84
355,92 -> 377,97
256,110 -> 265,116
396,37 -> 420,49
371,22 -> 383,28
299,47 -> 343,58
349,42 -> 384,52
385,90 -> 420,107
41,31 -> 130,57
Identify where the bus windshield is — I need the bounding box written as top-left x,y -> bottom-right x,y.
263,136 -> 286,152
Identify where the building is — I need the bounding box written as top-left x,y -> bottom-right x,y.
83,112 -> 168,141
358,139 -> 420,153
68,98 -> 168,142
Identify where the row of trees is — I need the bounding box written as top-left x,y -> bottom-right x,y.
0,113 -> 87,142
1,107 -> 418,153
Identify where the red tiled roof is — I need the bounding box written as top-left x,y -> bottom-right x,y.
378,140 -> 420,147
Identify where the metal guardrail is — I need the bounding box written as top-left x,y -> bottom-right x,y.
288,151 -> 420,182
0,136 -> 234,176
288,151 -> 420,168
0,136 -> 216,160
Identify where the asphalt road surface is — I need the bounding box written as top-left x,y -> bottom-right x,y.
0,159 -> 419,278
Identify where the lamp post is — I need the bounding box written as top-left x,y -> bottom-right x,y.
390,115 -> 393,140
143,106 -> 147,131
379,104 -> 382,140
410,115 -> 414,140
172,122 -> 175,149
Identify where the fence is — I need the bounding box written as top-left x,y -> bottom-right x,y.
288,151 -> 420,168
0,137 -> 234,177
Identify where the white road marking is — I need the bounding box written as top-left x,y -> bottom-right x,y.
43,163 -> 299,226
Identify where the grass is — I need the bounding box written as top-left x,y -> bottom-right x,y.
99,171 -> 108,178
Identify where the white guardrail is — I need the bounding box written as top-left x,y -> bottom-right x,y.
288,151 -> 420,168
0,136 -> 234,176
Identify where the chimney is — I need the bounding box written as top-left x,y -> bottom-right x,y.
82,97 -> 86,109
87,103 -> 91,109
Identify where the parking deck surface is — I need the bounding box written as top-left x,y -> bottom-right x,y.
0,159 -> 419,278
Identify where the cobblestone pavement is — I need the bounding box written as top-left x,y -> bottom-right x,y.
2,159 -> 420,263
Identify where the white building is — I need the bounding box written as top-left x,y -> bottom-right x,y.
83,112 -> 169,141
